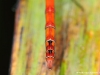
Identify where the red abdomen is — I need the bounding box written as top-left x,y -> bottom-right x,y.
45,0 -> 55,69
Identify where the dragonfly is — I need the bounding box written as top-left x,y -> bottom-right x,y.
45,0 -> 55,69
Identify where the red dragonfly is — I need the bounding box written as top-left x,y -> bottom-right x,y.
45,0 -> 55,69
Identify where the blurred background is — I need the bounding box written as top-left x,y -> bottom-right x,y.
1,0 -> 100,75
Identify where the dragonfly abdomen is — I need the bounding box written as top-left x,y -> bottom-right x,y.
45,0 -> 55,69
